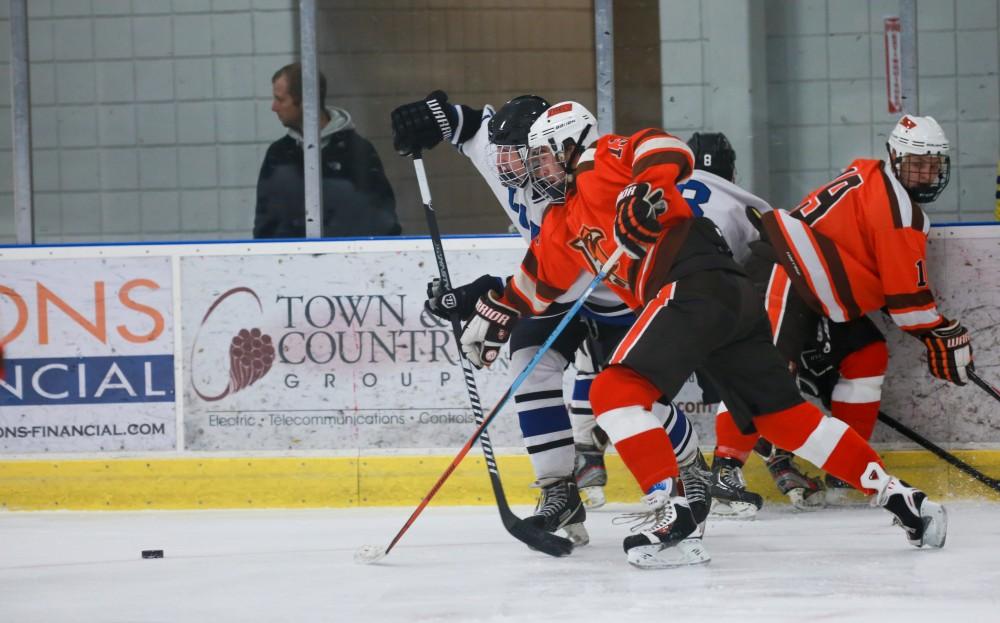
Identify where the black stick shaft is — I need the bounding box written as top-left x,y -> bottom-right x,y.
969,368 -> 1000,403
377,154 -> 574,558
877,411 -> 1000,493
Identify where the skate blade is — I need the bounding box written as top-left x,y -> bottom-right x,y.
709,498 -> 758,520
824,487 -> 870,507
787,488 -> 826,511
918,501 -> 947,548
580,486 -> 606,510
562,522 -> 590,547
627,537 -> 711,569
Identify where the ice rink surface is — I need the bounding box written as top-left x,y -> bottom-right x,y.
2,501 -> 998,623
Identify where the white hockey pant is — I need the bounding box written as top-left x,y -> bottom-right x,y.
511,345 -> 575,481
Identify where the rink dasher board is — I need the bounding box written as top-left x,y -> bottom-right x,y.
0,227 -> 997,510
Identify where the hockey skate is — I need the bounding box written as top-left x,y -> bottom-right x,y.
862,462 -> 947,548
678,449 -> 713,529
618,479 -> 710,569
823,473 -> 870,506
525,477 -> 589,546
709,456 -> 764,519
574,443 -> 608,510
764,448 -> 826,511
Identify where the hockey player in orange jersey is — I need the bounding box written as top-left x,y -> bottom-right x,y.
713,114 -> 974,507
457,102 -> 948,568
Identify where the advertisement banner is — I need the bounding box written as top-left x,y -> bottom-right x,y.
0,257 -> 175,452
182,248 -> 528,451
181,247 -> 718,452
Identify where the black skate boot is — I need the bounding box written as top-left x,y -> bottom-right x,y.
574,443 -> 608,510
619,479 -> 710,569
709,456 -> 764,519
861,462 -> 947,548
678,449 -> 713,528
525,477 -> 589,546
763,446 -> 826,510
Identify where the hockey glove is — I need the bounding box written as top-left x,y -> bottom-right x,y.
391,91 -> 457,156
614,182 -> 666,259
797,349 -> 838,407
425,274 -> 504,321
795,318 -> 837,406
460,291 -> 519,369
921,319 -> 973,385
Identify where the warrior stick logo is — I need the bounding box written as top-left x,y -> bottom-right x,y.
190,287 -> 276,402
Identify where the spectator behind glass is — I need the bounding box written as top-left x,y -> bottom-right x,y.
254,62 -> 401,238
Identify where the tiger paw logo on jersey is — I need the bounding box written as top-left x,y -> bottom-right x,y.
569,226 -> 629,289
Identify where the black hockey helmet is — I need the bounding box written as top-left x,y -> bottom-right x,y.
488,95 -> 550,146
688,132 -> 736,182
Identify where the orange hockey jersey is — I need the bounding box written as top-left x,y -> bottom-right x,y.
499,129 -> 695,315
761,159 -> 942,334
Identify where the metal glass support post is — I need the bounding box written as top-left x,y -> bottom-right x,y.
594,0 -> 614,135
9,0 -> 34,244
899,0 -> 918,114
299,0 -> 322,238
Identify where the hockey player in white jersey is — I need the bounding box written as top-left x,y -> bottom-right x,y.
390,92 -> 712,544
681,132 -> 826,517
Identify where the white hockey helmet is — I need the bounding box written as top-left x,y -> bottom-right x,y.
886,114 -> 951,203
525,101 -> 597,203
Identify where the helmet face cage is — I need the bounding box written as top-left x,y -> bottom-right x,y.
487,95 -> 551,190
886,115 -> 951,203
526,143 -> 569,203
893,152 -> 951,203
487,142 -> 530,189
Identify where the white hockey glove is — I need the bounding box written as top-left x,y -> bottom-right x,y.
614,182 -> 666,259
460,291 -> 519,369
921,319 -> 973,386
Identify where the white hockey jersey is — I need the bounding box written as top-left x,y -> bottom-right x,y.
677,169 -> 774,264
456,106 -> 630,318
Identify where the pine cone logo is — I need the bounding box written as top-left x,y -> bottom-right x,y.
191,287 -> 276,402
227,328 -> 276,393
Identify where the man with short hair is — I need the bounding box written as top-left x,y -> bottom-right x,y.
254,62 -> 400,239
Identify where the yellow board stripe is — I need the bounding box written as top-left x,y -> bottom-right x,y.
1,450 -> 998,511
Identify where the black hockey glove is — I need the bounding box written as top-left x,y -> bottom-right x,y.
614,182 -> 666,259
921,319 -> 973,386
795,318 -> 837,406
424,274 -> 504,321
391,90 -> 457,156
460,291 -> 519,369
797,348 -> 838,407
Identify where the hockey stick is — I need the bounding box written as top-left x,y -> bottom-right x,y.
409,154 -> 571,557
969,368 -> 1000,404
356,227 -> 627,564
877,411 -> 1000,494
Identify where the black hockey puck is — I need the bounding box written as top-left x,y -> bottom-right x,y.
141,549 -> 164,559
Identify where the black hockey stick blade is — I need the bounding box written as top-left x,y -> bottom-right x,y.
878,411 -> 1000,494
505,515 -> 574,557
